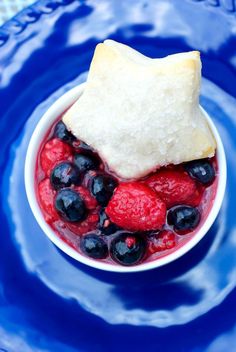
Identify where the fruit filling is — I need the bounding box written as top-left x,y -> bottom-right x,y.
36,119 -> 218,266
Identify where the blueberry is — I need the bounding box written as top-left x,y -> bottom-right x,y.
54,121 -> 76,144
50,162 -> 81,190
98,209 -> 120,235
78,141 -> 93,152
184,159 -> 215,185
80,234 -> 108,259
55,189 -> 87,222
167,205 -> 200,232
74,153 -> 100,173
91,175 -> 117,206
110,233 -> 146,266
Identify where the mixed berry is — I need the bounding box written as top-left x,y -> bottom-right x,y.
36,119 -> 217,266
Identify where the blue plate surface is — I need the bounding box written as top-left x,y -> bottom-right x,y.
0,0 -> 236,351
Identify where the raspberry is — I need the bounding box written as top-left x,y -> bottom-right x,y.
148,230 -> 176,254
106,182 -> 166,232
40,138 -> 73,176
145,169 -> 202,208
38,178 -> 58,222
74,186 -> 98,210
66,211 -> 99,236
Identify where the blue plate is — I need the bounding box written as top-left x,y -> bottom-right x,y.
0,0 -> 236,350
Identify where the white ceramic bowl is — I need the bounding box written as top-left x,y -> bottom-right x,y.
25,83 -> 227,273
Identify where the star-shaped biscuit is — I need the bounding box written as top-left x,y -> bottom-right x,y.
63,40 -> 216,179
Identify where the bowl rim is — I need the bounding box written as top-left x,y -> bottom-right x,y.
24,83 -> 227,273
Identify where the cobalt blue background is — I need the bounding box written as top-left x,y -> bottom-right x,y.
0,0 -> 236,351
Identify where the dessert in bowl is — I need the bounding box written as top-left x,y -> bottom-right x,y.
25,40 -> 226,272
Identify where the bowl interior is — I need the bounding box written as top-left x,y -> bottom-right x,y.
24,83 -> 227,273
